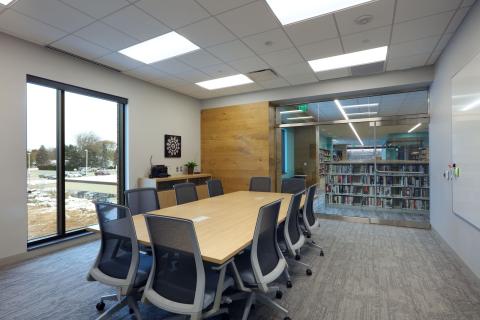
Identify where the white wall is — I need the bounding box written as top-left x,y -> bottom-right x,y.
429,1 -> 480,278
201,66 -> 434,108
0,33 -> 201,260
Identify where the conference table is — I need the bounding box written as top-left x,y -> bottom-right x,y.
88,191 -> 303,265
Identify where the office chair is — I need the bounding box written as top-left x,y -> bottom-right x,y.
249,176 -> 272,192
300,184 -> 324,256
125,188 -> 160,215
142,215 -> 234,320
281,178 -> 306,194
277,192 -> 313,288
173,182 -> 198,205
206,179 -> 224,197
87,202 -> 152,320
231,200 -> 291,320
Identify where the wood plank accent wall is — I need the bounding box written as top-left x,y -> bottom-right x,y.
201,102 -> 275,193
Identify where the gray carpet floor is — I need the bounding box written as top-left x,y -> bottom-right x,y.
1,220 -> 480,320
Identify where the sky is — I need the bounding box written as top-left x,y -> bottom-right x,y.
27,83 -> 118,150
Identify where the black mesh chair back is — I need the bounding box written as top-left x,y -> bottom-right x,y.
281,178 -> 306,194
92,202 -> 139,291
251,200 -> 282,277
285,192 -> 303,245
206,179 -> 224,197
249,176 -> 272,192
174,182 -> 198,205
144,215 -> 204,307
305,184 -> 317,226
125,188 -> 160,215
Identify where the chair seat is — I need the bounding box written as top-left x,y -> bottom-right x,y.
203,271 -> 234,308
98,253 -> 152,288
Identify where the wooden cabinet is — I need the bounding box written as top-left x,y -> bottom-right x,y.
138,173 -> 212,208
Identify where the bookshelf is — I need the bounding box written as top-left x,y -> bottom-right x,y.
325,160 -> 429,212
319,148 -> 331,176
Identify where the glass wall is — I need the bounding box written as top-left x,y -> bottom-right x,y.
277,90 -> 430,225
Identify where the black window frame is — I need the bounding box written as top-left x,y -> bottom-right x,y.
26,75 -> 127,247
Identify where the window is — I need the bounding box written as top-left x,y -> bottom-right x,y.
26,76 -> 126,245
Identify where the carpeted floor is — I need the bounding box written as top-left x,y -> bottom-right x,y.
1,220 -> 480,320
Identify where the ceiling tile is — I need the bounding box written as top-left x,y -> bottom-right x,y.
216,1 -> 279,37
395,0 -> 462,23
335,0 -> 395,36
297,38 -> 343,61
200,63 -> 238,77
342,25 -> 391,53
151,59 -> 193,74
257,77 -> 289,89
177,17 -> 236,48
386,53 -> 429,71
135,0 -> 209,29
75,22 -> 138,51
389,35 -> 440,58
228,56 -> 269,73
242,28 -> 293,55
284,73 -> 318,86
206,40 -> 255,62
212,82 -> 263,96
0,10 -> 66,45
178,50 -> 223,68
462,0 -> 476,6
316,68 -> 351,81
260,47 -> 304,67
175,69 -> 211,82
446,6 -> 470,33
391,11 -> 454,44
273,62 -> 314,77
196,0 -> 255,15
435,32 -> 454,52
151,76 -> 190,90
96,52 -> 143,71
13,0 -> 94,33
426,49 -> 442,65
124,65 -> 170,81
284,14 -> 338,46
60,0 -> 129,19
102,5 -> 170,41
51,35 -> 111,60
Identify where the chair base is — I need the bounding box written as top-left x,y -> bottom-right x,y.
95,293 -> 142,320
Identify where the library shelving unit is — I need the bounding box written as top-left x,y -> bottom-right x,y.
319,148 -> 331,176
325,160 -> 429,213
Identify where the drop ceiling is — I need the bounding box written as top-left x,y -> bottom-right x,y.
0,0 -> 475,99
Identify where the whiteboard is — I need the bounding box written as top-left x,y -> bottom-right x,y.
451,51 -> 480,229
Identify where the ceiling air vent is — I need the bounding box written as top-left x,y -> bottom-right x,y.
247,69 -> 278,82
351,61 -> 385,77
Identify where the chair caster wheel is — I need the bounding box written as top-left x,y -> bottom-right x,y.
284,317 -> 292,320
276,290 -> 283,299
251,304 -> 256,310
307,234 -> 311,239
129,308 -> 134,314
320,250 -> 324,257
286,280 -> 292,288
306,269 -> 312,276
220,313 -> 230,320
96,302 -> 105,311
295,254 -> 301,260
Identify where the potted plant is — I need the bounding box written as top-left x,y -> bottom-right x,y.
185,161 -> 197,174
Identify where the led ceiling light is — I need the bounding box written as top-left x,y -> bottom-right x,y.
265,0 -> 375,25
286,116 -> 314,120
334,99 -> 364,146
309,46 -> 388,73
408,123 -> 422,133
279,110 -> 304,114
346,111 -> 378,116
342,103 -> 379,109
0,0 -> 15,5
119,32 -> 199,64
196,74 -> 253,90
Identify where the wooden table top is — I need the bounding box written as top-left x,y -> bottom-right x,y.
89,191 -> 303,265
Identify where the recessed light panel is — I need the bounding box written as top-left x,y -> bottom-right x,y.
119,32 -> 199,64
265,0 -> 376,25
0,0 -> 15,5
196,74 -> 253,90
309,46 -> 388,73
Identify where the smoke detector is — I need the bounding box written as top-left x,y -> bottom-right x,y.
355,14 -> 373,25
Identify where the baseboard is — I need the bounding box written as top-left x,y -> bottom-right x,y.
318,213 -> 431,229
0,233 -> 99,269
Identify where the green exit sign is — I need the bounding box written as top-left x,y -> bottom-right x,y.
297,104 -> 308,112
